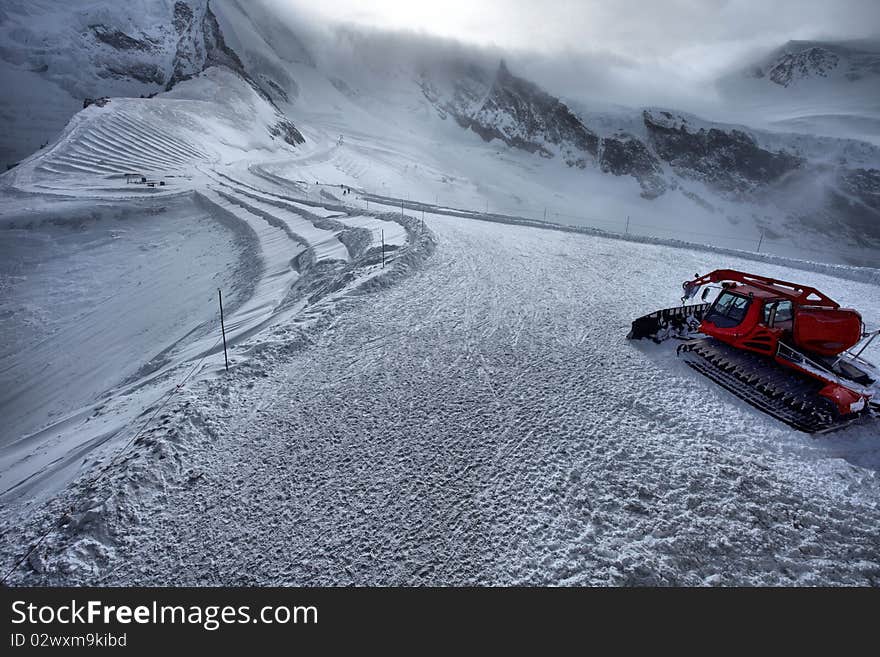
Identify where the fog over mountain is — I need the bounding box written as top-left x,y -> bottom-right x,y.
267,0 -> 880,106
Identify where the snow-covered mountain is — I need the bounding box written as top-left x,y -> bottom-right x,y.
716,39 -> 880,145
0,0 -> 307,168
425,60 -> 600,167
746,39 -> 880,88
412,56 -> 880,246
2,1 -> 878,262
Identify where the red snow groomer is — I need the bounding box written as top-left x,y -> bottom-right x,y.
628,269 -> 879,433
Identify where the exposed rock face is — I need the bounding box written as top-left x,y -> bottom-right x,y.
766,47 -> 839,86
421,61 -> 663,193
173,1 -> 194,34
420,60 -> 599,169
90,25 -> 157,52
833,168 -> 880,240
745,40 -> 880,86
417,62 -> 493,127
104,61 -> 165,85
643,110 -> 804,194
419,58 -> 880,247
166,3 -> 246,90
262,77 -> 290,103
782,165 -> 880,244
468,61 -> 599,166
835,168 -> 880,240
599,133 -> 666,199
268,118 -> 305,147
839,167 -> 880,213
62,3 -> 264,97
165,2 -> 205,90
201,4 -> 246,75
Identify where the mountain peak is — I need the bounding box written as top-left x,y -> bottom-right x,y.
745,38 -> 880,87
766,46 -> 839,86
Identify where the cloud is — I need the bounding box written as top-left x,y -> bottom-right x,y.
260,0 -> 880,111
269,0 -> 880,65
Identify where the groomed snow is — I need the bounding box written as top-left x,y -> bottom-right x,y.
0,195 -> 253,500
0,66 -> 414,509
3,206 -> 879,585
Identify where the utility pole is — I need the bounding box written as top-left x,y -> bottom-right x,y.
381,229 -> 385,268
218,289 -> 229,372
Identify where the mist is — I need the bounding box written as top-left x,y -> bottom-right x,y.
261,0 -> 880,112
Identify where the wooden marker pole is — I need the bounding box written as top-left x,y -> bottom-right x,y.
218,289 -> 229,372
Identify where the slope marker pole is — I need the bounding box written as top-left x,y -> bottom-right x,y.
757,229 -> 764,253
625,216 -> 630,235
382,229 -> 385,268
218,289 -> 229,372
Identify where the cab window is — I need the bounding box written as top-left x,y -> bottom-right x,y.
706,291 -> 751,328
762,300 -> 793,326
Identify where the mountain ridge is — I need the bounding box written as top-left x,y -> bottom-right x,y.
2,1 -> 878,256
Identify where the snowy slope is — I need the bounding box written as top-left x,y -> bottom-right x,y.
268,33 -> 880,265
717,39 -> 880,145
3,209 -> 879,586
0,58 -> 415,505
1,2 -> 879,586
0,0 -> 199,168
3,3 -> 879,264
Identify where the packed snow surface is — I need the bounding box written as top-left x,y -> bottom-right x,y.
3,204 -> 880,585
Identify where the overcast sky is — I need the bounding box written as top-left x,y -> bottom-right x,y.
266,0 -> 879,111
275,0 -> 879,72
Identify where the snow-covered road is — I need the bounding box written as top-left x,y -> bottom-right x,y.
13,210 -> 879,586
